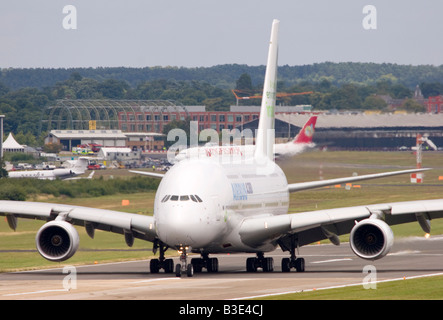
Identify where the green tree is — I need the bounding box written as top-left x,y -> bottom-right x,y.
329,84 -> 362,109
236,73 -> 253,91
362,95 -> 388,110
98,79 -> 129,99
420,82 -> 443,98
401,98 -> 425,113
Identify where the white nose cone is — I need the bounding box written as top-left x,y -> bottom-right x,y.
156,204 -> 218,249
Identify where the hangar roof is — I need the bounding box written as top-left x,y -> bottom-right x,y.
49,130 -> 127,139
276,113 -> 443,129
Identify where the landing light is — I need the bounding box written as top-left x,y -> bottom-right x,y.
177,246 -> 189,254
425,233 -> 431,239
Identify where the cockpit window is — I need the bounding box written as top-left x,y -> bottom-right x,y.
162,194 -> 203,202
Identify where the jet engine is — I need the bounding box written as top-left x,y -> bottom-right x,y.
35,221 -> 80,262
350,218 -> 394,260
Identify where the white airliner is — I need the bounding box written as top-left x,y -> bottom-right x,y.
8,158 -> 90,180
1,20 -> 442,277
173,115 -> 317,162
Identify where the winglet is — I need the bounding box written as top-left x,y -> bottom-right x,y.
254,19 -> 279,161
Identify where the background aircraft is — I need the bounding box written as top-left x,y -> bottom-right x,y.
0,20 -> 442,278
274,115 -> 317,157
173,115 -> 317,162
8,157 -> 89,180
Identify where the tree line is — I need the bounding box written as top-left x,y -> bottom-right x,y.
1,63 -> 443,147
2,62 -> 443,91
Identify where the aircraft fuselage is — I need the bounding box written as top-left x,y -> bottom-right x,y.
154,156 -> 289,254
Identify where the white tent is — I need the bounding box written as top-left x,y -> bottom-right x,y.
3,133 -> 24,153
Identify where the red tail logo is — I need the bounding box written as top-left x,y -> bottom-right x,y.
293,116 -> 317,144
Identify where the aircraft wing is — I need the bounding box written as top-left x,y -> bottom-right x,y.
0,200 -> 157,242
287,168 -> 430,193
239,199 -> 443,249
129,170 -> 165,179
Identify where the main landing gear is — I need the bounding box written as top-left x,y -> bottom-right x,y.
150,241 -> 220,277
246,252 -> 274,272
190,253 -> 219,273
149,241 -> 174,274
245,252 -> 305,273
279,235 -> 305,272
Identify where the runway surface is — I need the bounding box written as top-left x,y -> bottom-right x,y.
1,236 -> 443,300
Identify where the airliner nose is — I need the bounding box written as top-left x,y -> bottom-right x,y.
156,201 -> 218,249
160,211 -> 196,246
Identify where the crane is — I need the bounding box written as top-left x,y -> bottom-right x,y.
232,89 -> 313,105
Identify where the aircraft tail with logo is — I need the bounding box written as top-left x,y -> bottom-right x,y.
273,116 -> 317,157
293,116 -> 317,144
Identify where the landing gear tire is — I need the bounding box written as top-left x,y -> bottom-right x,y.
246,257 -> 257,272
295,257 -> 305,272
150,241 -> 174,274
187,264 -> 194,277
175,246 -> 194,277
279,235 -> 306,272
175,262 -> 195,278
246,253 -> 274,272
191,255 -> 219,273
150,259 -> 160,273
263,257 -> 274,272
281,257 -> 305,272
207,257 -> 219,273
150,258 -> 174,274
281,258 -> 290,272
175,264 -> 181,277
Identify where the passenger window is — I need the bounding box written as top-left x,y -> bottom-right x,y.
170,195 -> 179,201
194,195 -> 203,202
180,195 -> 190,201
190,195 -> 197,202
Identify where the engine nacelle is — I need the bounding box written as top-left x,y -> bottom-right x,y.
350,218 -> 394,260
36,221 -> 80,262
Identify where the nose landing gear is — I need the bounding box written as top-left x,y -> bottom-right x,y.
175,246 -> 194,277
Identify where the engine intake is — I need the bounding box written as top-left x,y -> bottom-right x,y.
350,218 -> 393,260
36,221 -> 80,262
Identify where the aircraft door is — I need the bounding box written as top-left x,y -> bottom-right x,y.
211,195 -> 222,222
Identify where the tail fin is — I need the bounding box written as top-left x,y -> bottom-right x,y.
254,19 -> 279,161
293,116 -> 317,144
73,157 -> 88,173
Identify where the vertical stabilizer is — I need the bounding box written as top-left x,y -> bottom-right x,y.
73,157 -> 89,174
254,19 -> 279,161
293,116 -> 317,144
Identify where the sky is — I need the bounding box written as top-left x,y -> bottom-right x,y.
1,1 -> 442,68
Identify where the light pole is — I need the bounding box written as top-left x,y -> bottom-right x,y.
0,115 -> 4,159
